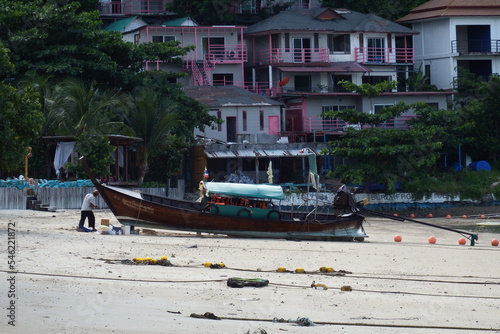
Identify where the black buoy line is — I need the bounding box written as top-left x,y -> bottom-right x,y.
362,209 -> 479,246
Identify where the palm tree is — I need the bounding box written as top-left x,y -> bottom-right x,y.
46,79 -> 129,136
125,87 -> 181,185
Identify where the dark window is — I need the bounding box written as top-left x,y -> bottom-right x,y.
328,34 -> 351,54
259,110 -> 264,131
213,73 -> 234,86
242,110 -> 247,131
294,75 -> 311,91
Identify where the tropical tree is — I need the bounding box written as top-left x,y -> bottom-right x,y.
322,81 -> 444,191
0,45 -> 44,174
124,87 -> 181,185
455,74 -> 500,162
45,79 -> 128,136
0,0 -> 193,89
43,78 -> 129,178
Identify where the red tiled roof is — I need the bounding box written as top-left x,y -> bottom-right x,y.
397,0 -> 500,22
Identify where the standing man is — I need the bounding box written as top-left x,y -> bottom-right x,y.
78,190 -> 99,232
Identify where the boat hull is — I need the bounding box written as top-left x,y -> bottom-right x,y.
97,184 -> 367,241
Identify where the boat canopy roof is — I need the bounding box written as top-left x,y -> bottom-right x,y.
205,182 -> 285,200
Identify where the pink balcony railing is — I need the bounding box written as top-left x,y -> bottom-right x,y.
254,48 -> 330,65
99,0 -> 167,15
304,115 -> 417,132
243,81 -> 283,97
205,44 -> 248,63
354,47 -> 414,64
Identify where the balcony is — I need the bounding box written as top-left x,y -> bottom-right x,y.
354,47 -> 414,64
205,44 -> 248,63
451,40 -> 500,54
304,115 -> 417,133
99,0 -> 167,16
253,48 -> 330,65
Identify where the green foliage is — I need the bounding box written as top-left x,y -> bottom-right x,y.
167,0 -> 242,25
324,81 -> 443,192
0,0 -> 193,89
45,78 -> 129,136
0,46 -> 44,172
325,127 -> 442,192
454,75 -> 500,162
65,136 -> 115,179
320,0 -> 428,21
405,170 -> 500,201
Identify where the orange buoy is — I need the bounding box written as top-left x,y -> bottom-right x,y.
480,214 -> 486,219
409,214 -> 415,218
394,235 -> 402,242
446,214 -> 451,219
458,238 -> 467,245
428,236 -> 437,244
492,239 -> 499,247
427,213 -> 433,218
462,215 -> 467,219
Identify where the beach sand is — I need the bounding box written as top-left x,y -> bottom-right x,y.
1,209 -> 499,333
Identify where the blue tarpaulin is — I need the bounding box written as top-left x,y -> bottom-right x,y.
469,161 -> 491,171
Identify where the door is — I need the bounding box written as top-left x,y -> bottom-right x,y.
202,37 -> 225,59
293,38 -> 311,62
226,116 -> 237,142
268,116 -> 279,135
367,38 -> 385,62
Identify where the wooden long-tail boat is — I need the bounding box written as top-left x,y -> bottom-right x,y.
80,157 -> 367,241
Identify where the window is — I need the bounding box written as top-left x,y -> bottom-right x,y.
242,110 -> 248,132
134,34 -> 140,45
331,74 -> 352,92
152,36 -> 176,43
216,110 -> 222,131
373,104 -> 394,128
259,110 -> 264,131
294,75 -> 311,91
213,73 -> 233,86
327,34 -> 351,54
362,76 -> 391,85
425,103 -> 439,110
292,37 -> 311,62
322,105 -> 355,130
367,38 -> 385,62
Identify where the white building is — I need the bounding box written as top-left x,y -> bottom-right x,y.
398,0 -> 500,90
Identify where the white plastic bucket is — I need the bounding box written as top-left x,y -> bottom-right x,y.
122,225 -> 130,235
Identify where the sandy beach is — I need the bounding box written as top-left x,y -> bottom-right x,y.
1,209 -> 499,333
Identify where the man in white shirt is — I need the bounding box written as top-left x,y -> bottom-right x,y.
78,190 -> 99,232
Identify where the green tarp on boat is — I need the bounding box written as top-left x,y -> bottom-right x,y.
205,182 -> 284,200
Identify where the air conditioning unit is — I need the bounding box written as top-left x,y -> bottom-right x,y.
227,50 -> 236,59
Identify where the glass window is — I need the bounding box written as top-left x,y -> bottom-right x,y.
242,110 -> 247,132
327,34 -> 351,54
259,110 -> 264,131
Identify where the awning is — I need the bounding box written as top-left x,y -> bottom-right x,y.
204,148 -> 319,158
278,62 -> 371,73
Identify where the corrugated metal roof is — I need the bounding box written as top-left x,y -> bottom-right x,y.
162,17 -> 199,27
183,86 -> 282,107
398,0 -> 500,22
105,16 -> 138,32
245,8 -> 416,35
278,62 -> 372,73
204,148 -> 318,158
